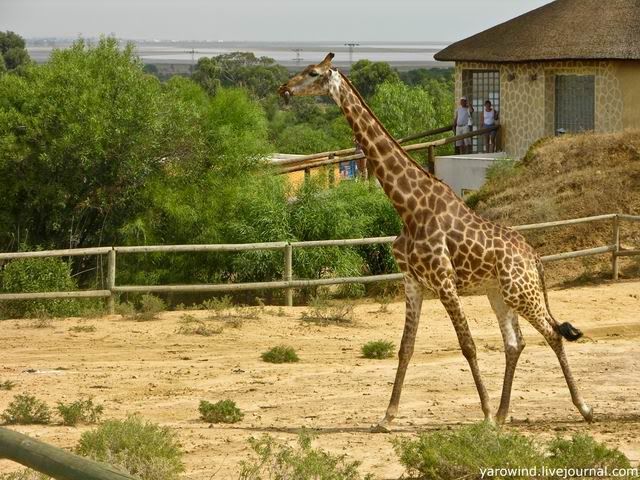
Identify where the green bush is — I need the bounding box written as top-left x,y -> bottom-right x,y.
199,399 -> 244,424
0,380 -> 16,391
76,416 -> 184,480
361,340 -> 395,359
239,431 -> 372,480
56,398 -> 104,426
1,394 -> 52,425
393,422 -> 637,480
134,294 -> 166,321
0,470 -> 49,480
261,345 -> 300,364
0,257 -> 81,319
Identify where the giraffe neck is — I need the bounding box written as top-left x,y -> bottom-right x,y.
329,72 -> 441,224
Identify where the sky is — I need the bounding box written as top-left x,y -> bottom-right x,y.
0,0 -> 552,42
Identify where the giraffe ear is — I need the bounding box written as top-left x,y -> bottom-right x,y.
320,53 -> 335,65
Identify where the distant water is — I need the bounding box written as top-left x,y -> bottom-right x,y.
27,40 -> 452,68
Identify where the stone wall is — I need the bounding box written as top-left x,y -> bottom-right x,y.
454,60 -> 629,159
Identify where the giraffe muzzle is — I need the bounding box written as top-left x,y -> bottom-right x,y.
278,85 -> 292,104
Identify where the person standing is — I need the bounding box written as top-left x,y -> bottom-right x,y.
453,96 -> 474,154
481,100 -> 499,153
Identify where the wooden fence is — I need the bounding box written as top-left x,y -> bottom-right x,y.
0,213 -> 638,310
0,427 -> 139,480
272,125 -> 499,175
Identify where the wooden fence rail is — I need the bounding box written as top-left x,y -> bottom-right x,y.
0,427 -> 139,480
0,213 -> 638,309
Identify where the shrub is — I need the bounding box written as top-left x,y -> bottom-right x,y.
176,321 -> 222,336
135,294 -> 166,321
1,394 -> 52,425
0,380 -> 16,391
199,399 -> 244,424
56,398 -> 104,426
239,431 -> 371,480
546,434 -> 632,471
0,470 -> 50,480
69,324 -> 97,333
361,340 -> 395,359
261,345 -> 300,364
301,296 -> 355,325
393,422 -> 543,479
76,416 -> 184,480
0,257 -> 81,319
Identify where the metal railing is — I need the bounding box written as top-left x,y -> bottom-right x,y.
0,213 -> 638,310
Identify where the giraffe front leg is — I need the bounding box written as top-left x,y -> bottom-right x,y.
372,275 -> 423,433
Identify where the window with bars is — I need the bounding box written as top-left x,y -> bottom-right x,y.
461,70 -> 500,152
555,75 -> 595,134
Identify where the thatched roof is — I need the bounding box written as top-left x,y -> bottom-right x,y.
435,0 -> 640,63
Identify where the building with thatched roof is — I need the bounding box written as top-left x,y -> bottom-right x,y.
435,0 -> 640,159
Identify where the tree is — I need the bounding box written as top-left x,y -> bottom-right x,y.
192,52 -> 289,98
369,80 -> 454,139
0,31 -> 31,71
348,60 -> 400,98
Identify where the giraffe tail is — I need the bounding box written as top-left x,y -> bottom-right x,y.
536,258 -> 583,342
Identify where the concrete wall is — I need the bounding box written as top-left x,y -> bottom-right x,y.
434,152 -> 506,197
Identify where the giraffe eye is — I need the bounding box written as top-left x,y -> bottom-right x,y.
309,71 -> 320,77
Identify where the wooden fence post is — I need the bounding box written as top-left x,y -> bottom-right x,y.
284,244 -> 293,307
427,145 -> 435,174
612,215 -> 620,280
0,427 -> 139,480
106,249 -> 116,314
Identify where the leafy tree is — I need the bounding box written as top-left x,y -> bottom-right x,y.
348,59 -> 400,98
370,80 -> 453,139
0,37 -> 186,250
0,31 -> 31,71
192,52 -> 289,98
399,67 -> 454,87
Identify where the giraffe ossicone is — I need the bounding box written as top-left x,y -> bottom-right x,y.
278,53 -> 593,431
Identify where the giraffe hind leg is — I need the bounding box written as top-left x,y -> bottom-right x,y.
487,288 -> 525,424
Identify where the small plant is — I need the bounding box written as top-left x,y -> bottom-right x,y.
261,345 -> 299,364
69,324 -> 97,333
375,294 -> 392,313
76,416 -> 184,480
0,470 -> 50,480
115,301 -> 136,317
361,340 -> 395,359
136,294 -> 166,321
199,399 -> 244,424
21,317 -> 54,329
301,296 -> 355,325
546,434 -> 632,471
202,295 -> 233,312
176,320 -> 222,336
178,313 -> 198,324
0,380 -> 17,391
56,398 -> 104,426
1,394 -> 52,425
239,431 -> 371,480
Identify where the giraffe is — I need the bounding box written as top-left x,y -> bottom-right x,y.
278,53 -> 593,432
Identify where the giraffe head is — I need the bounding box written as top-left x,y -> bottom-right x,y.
278,53 -> 337,103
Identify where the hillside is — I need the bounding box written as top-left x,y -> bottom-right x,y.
472,130 -> 640,285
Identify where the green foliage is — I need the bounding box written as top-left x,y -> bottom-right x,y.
239,431 -> 372,480
370,80 -> 453,140
485,157 -> 519,183
361,340 -> 395,359
69,324 -> 97,333
76,416 -> 184,480
198,399 -> 244,423
546,434 -> 632,471
135,294 -> 167,321
192,52 -> 289,98
0,470 -> 49,480
0,257 -> 81,318
393,422 -> 636,480
261,345 -> 300,364
301,297 -> 355,325
0,31 -> 31,71
176,320 -> 222,336
56,398 -> 104,426
1,394 -> 52,425
349,59 -> 400,98
399,67 -> 454,87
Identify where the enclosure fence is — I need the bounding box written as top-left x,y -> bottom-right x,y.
0,213 -> 638,311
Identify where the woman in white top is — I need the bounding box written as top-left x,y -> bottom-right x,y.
481,100 -> 499,153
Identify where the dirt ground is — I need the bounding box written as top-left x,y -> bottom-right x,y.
1,280 -> 639,479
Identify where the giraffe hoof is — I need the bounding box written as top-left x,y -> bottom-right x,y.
370,423 -> 391,434
581,405 -> 594,423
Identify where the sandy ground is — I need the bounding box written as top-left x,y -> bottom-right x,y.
1,281 -> 639,479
